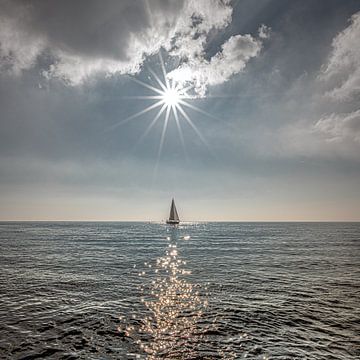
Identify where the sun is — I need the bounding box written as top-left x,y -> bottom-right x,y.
107,53 -> 213,174
162,87 -> 180,107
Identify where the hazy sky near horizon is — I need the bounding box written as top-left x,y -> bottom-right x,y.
0,0 -> 360,221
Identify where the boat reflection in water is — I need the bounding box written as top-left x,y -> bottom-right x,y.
123,229 -> 211,359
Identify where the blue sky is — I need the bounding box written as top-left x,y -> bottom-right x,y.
0,0 -> 359,221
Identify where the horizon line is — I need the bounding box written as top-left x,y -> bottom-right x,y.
0,220 -> 359,223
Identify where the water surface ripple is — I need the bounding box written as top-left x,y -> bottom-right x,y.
0,222 -> 359,359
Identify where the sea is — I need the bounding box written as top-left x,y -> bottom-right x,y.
0,222 -> 359,359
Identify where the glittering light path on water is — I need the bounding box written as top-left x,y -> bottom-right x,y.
138,243 -> 206,358
123,236 -> 211,359
118,226 -> 248,360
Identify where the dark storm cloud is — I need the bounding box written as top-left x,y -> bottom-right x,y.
15,0 -> 182,59
0,0 -> 185,82
1,0 -> 244,85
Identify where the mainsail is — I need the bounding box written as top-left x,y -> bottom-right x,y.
167,198 -> 180,224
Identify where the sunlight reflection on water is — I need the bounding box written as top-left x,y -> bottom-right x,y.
1,222 -> 358,358
121,228 -> 237,359
123,230 -> 202,358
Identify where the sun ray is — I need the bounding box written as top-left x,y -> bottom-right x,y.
133,103 -> 167,150
178,99 -> 218,120
111,54 -> 215,168
159,51 -> 170,89
154,105 -> 171,178
173,105 -> 188,159
106,100 -> 164,131
157,105 -> 171,162
148,67 -> 168,92
178,83 -> 194,94
122,95 -> 163,100
131,77 -> 164,96
176,104 -> 209,148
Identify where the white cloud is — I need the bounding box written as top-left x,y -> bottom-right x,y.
166,0 -> 266,97
320,11 -> 360,101
0,8 -> 46,74
311,11 -> 360,152
168,31 -> 264,96
314,110 -> 360,143
0,0 -> 266,90
182,0 -> 233,32
258,24 -> 271,39
270,11 -> 360,160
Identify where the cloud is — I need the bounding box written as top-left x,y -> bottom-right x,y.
268,11 -> 360,160
167,1 -> 268,97
258,24 -> 271,39
320,11 -> 360,101
0,0 -> 266,91
169,0 -> 232,60
0,2 -> 46,74
314,110 -> 360,143
168,31 -> 265,96
311,12 -> 360,151
0,0 -> 184,83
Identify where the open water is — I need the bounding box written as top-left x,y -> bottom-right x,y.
0,222 -> 359,359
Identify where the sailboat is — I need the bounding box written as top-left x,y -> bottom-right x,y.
166,198 -> 180,225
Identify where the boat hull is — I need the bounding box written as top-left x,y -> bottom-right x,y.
166,220 -> 179,225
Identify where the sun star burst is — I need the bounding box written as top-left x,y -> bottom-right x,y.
162,87 -> 181,107
107,53 -> 214,177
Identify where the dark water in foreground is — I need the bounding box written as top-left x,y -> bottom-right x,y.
0,222 -> 359,359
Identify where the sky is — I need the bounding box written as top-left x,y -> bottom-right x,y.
0,0 -> 360,221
